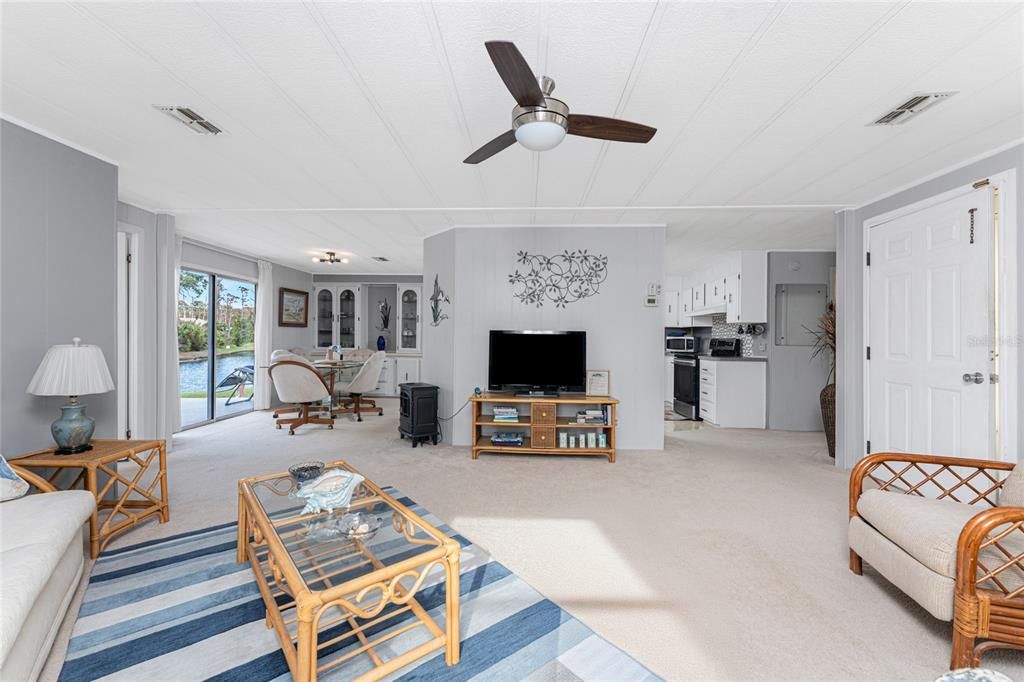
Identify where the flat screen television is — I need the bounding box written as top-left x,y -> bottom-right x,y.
488,330 -> 586,394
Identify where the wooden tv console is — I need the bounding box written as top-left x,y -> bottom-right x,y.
470,393 -> 619,463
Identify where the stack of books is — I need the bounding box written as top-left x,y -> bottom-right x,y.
492,407 -> 520,424
491,432 -> 524,447
576,408 -> 607,425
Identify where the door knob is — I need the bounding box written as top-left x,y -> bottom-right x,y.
962,372 -> 985,384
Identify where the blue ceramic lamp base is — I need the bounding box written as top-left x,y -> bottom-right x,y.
52,400 -> 96,455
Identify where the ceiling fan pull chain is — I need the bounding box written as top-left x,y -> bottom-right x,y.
968,208 -> 977,244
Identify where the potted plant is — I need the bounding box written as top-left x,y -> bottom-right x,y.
808,303 -> 837,458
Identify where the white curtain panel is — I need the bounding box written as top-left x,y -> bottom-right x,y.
156,216 -> 182,441
254,260 -> 274,410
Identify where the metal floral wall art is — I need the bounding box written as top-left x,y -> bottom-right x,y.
429,274 -> 450,327
508,249 -> 608,308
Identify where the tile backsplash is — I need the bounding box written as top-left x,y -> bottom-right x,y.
708,313 -> 767,357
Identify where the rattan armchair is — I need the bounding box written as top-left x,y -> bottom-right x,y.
849,452 -> 1024,668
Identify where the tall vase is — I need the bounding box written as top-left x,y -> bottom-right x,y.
820,383 -> 836,458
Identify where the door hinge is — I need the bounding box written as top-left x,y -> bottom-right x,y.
126,428 -> 132,439
126,253 -> 132,263
866,440 -> 871,454
866,346 -> 871,360
990,373 -> 1000,384
968,208 -> 977,244
865,252 -> 871,266
973,178 -> 990,189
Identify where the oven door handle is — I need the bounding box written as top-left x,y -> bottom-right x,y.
673,359 -> 697,367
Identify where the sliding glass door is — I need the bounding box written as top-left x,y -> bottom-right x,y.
178,270 -> 256,428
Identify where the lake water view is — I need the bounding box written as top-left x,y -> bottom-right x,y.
179,351 -> 255,394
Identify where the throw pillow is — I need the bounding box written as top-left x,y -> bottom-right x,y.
0,455 -> 29,501
999,464 -> 1024,507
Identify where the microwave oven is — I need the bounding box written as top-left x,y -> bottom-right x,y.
666,336 -> 696,353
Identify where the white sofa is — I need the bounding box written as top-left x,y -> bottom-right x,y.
0,468 -> 95,682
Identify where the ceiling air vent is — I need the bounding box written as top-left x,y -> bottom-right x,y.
371,256 -> 390,262
868,92 -> 957,126
153,105 -> 224,135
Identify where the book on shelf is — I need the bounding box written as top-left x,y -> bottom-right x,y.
491,432 -> 524,446
492,406 -> 520,423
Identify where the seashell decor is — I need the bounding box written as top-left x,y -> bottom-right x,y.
296,469 -> 365,515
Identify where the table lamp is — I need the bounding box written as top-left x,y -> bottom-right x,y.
26,337 -> 115,454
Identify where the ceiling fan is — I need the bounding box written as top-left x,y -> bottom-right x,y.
463,41 -> 657,164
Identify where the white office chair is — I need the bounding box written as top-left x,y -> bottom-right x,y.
267,360 -> 334,434
335,351 -> 386,421
270,350 -> 314,418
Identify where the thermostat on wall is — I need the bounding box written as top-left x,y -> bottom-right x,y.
644,283 -> 659,307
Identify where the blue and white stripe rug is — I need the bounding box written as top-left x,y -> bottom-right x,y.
60,489 -> 660,681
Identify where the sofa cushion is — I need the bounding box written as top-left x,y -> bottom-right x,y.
849,516 -> 955,620
858,489 -> 1024,593
0,490 -> 94,665
999,464 -> 1024,506
857,489 -> 986,578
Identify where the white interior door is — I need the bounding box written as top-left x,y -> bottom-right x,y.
868,186 -> 994,458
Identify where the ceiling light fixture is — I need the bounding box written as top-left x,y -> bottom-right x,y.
513,78 -> 568,151
312,251 -> 347,264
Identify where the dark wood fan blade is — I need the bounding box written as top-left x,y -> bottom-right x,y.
463,130 -> 517,164
485,41 -> 545,107
567,114 -> 656,143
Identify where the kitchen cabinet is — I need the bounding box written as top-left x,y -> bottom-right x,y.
313,285 -> 362,350
706,276 -> 727,307
698,359 -> 766,428
725,251 -> 768,323
692,283 -> 706,310
663,289 -> 680,327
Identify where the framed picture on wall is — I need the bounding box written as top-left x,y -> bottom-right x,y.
278,288 -> 309,327
586,370 -> 610,396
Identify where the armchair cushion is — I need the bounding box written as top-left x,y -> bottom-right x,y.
857,489 -> 983,578
998,464 -> 1024,506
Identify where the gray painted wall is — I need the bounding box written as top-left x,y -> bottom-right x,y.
421,231 -> 456,438
270,263 -> 314,407
423,226 -> 665,450
766,251 -> 835,431
1,120 -> 118,454
835,144 -> 1024,469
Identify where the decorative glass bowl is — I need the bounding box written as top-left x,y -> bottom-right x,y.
338,510 -> 384,541
288,461 -> 324,483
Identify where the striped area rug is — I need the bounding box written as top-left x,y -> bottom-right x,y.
60,489 -> 660,681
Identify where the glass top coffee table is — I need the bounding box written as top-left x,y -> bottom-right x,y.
237,461 -> 461,681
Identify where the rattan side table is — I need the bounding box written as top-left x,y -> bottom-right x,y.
12,439 -> 168,558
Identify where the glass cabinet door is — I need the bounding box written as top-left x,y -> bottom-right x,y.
338,288 -> 357,349
399,286 -> 420,351
315,289 -> 334,348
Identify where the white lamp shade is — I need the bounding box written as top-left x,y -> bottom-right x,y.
514,121 -> 567,151
26,338 -> 115,396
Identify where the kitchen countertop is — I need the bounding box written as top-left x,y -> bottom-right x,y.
697,355 -> 768,362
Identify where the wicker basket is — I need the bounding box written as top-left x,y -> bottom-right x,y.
820,383 -> 836,458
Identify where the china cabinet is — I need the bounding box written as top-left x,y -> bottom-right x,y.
313,285 -> 362,350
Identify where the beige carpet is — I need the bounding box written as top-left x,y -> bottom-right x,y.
42,402 -> 1024,680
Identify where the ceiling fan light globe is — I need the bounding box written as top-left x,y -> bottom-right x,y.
514,120 -> 566,151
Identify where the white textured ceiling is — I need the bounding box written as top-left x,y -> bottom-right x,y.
2,2 -> 1021,274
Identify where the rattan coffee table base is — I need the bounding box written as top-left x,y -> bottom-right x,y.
238,463 -> 460,682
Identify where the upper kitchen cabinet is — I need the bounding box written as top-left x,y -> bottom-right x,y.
676,250 -> 767,323
663,289 -> 680,327
725,251 -> 768,323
